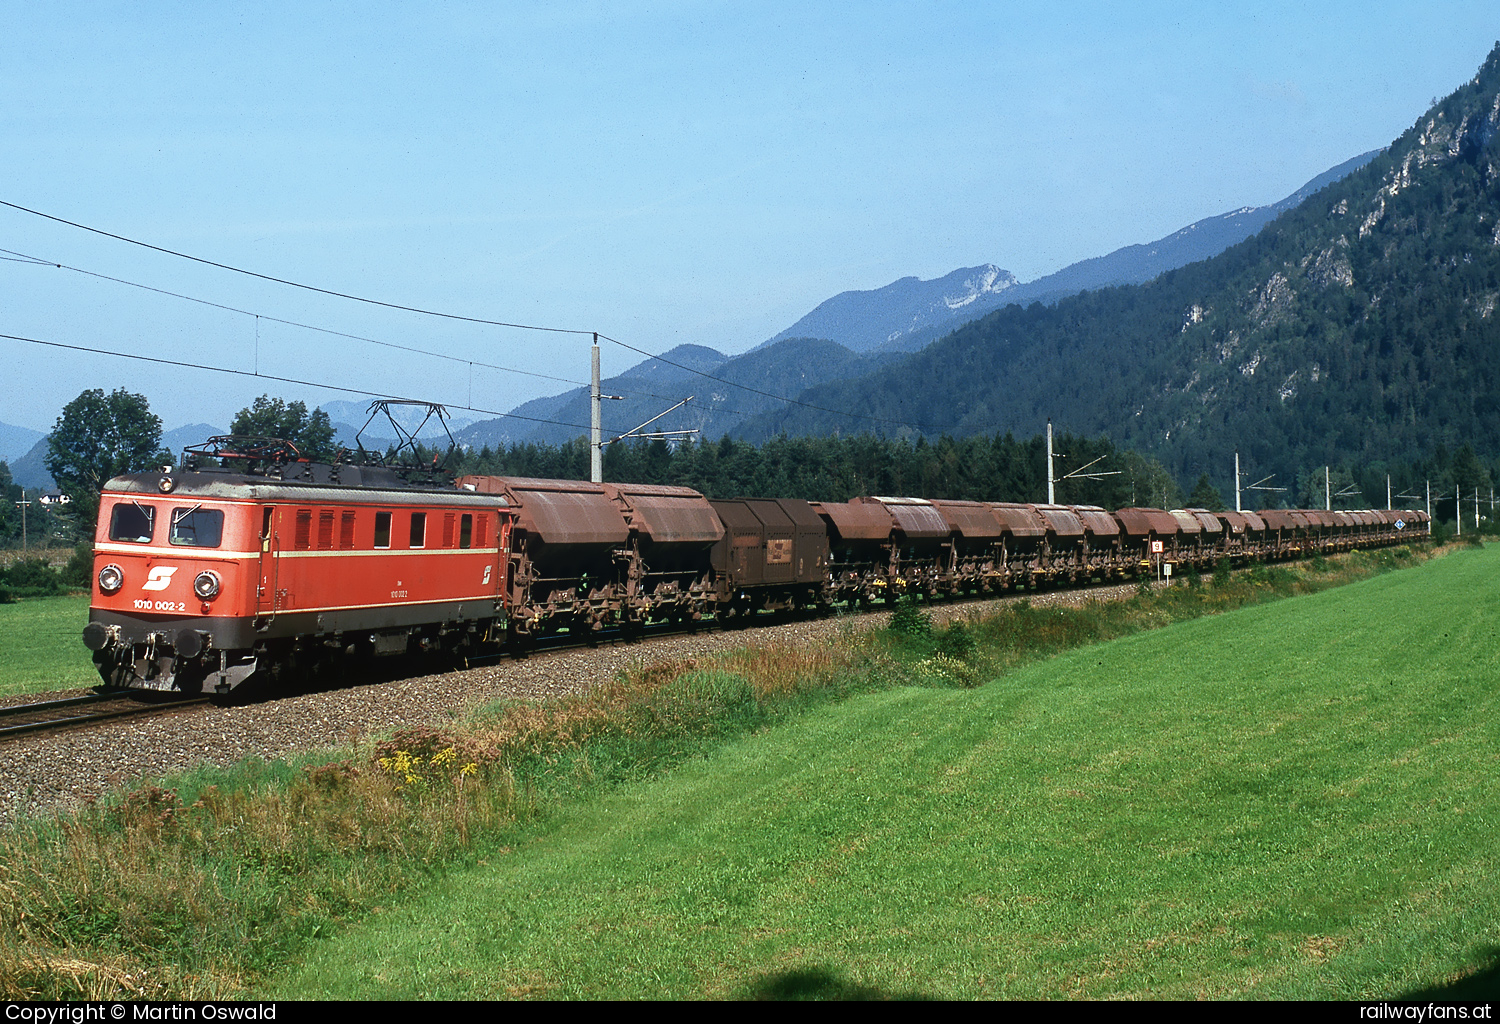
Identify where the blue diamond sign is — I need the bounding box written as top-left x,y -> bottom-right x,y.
1395,519 -> 1406,530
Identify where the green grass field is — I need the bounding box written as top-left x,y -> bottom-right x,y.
0,595 -> 96,696
268,546 -> 1500,999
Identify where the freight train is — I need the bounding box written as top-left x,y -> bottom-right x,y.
81,440 -> 1429,695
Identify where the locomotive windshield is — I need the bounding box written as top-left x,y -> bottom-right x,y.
169,506 -> 224,547
108,502 -> 155,543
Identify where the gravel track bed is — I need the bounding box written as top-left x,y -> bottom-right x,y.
0,584 -> 1138,828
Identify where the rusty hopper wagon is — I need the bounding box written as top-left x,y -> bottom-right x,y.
455,476 -> 724,636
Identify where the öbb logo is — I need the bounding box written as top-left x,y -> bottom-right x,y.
141,566 -> 179,591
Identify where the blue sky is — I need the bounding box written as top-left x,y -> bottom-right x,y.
2,2 -> 1497,433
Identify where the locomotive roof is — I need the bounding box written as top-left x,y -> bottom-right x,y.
103,464 -> 508,507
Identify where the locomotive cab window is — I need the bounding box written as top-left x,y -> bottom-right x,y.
374,511 -> 392,549
409,512 -> 427,549
108,502 -> 155,543
169,506 -> 224,547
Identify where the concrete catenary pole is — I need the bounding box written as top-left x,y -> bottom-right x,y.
590,334 -> 603,484
1046,420 -> 1055,505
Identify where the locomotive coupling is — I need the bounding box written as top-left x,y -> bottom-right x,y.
81,621 -> 120,651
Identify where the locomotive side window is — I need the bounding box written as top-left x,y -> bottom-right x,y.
108,502 -> 155,543
410,512 -> 427,549
340,510 -> 356,549
169,507 -> 224,547
460,514 -> 473,549
374,512 -> 392,549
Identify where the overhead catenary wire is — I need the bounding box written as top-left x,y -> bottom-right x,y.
1,197 -> 941,434
0,243 -> 756,411
0,198 -> 593,335
0,245 -> 596,396
0,331 -> 598,436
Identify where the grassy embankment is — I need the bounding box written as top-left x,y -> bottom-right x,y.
3,543 -> 1497,999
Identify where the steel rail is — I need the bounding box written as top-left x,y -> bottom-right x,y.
0,692 -> 210,741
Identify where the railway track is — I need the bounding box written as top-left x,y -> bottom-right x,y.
0,691 -> 210,742
0,578 -> 1133,743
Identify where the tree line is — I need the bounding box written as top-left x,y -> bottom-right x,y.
12,386 -> 1494,564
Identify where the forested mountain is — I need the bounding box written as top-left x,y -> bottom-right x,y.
1002,151 -> 1378,311
742,45 -> 1500,499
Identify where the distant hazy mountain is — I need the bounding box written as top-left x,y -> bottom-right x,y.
614,343 -> 729,384
9,437 -> 52,490
161,423 -> 225,457
456,339 -> 898,449
0,421 -> 45,466
456,343 -> 732,449
5,422 -> 223,489
763,265 -> 1020,355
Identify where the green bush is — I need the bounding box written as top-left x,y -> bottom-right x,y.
0,558 -> 64,598
888,598 -> 932,640
934,621 -> 977,661
61,542 -> 93,590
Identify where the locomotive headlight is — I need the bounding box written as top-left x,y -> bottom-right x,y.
98,563 -> 124,594
193,570 -> 221,600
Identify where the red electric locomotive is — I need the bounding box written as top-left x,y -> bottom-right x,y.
83,441 -> 513,694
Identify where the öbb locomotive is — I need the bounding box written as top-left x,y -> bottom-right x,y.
81,443 -> 1429,695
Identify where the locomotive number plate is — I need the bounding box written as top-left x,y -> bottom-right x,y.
134,599 -> 187,612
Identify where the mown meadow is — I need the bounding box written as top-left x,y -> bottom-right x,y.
0,594 -> 95,695
2,543 -> 1496,1000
